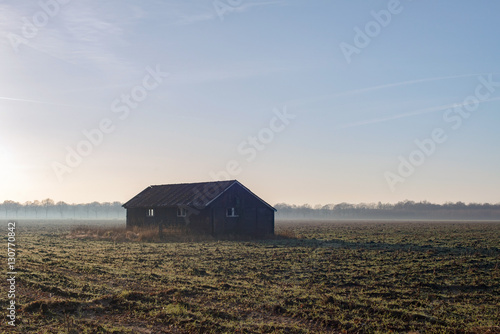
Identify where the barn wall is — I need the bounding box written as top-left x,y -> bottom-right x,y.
125,183 -> 275,236
126,208 -> 147,228
126,207 -> 212,233
209,183 -> 275,236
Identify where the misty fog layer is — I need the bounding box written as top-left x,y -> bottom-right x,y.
1,200 -> 500,220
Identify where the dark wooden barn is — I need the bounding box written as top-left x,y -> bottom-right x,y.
122,180 -> 276,237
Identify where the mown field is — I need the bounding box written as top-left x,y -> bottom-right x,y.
2,220 -> 500,333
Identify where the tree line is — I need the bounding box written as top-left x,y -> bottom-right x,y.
275,201 -> 500,220
0,199 -> 125,219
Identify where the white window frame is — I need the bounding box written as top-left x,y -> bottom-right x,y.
147,209 -> 154,217
226,207 -> 239,217
177,207 -> 187,217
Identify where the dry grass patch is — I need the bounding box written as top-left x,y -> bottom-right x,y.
67,225 -> 217,242
67,225 -> 289,242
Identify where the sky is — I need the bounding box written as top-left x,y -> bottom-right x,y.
1,0 -> 499,206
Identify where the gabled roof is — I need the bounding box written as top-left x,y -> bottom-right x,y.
122,180 -> 276,211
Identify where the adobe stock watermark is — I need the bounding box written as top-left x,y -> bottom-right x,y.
6,221 -> 17,327
339,0 -> 411,64
213,0 -> 244,21
52,65 -> 169,183
210,106 -> 296,181
7,0 -> 72,53
180,106 -> 296,224
385,74 -> 499,192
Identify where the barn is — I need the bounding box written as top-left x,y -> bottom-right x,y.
122,180 -> 276,237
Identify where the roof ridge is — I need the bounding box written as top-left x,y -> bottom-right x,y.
122,180 -> 275,211
150,180 -> 237,187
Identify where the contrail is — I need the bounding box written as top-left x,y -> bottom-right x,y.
0,96 -> 54,105
338,96 -> 500,129
58,83 -> 134,94
337,73 -> 496,97
0,96 -> 106,110
287,73 -> 499,107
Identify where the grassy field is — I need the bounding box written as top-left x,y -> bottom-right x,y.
2,220 -> 499,333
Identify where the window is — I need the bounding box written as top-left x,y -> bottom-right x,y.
147,209 -> 154,217
177,207 -> 187,217
226,207 -> 238,217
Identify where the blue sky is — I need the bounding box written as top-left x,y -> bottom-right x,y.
1,0 -> 499,205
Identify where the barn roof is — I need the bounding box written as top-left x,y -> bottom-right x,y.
122,180 -> 276,211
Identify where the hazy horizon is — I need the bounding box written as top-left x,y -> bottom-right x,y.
1,195 -> 499,209
1,1 -> 499,205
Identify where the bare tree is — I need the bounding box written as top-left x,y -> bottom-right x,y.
2,200 -> 20,218
41,198 -> 55,218
55,201 -> 68,218
90,201 -> 101,218
31,200 -> 41,218
112,201 -> 124,218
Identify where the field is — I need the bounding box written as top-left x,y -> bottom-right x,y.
2,220 -> 500,333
